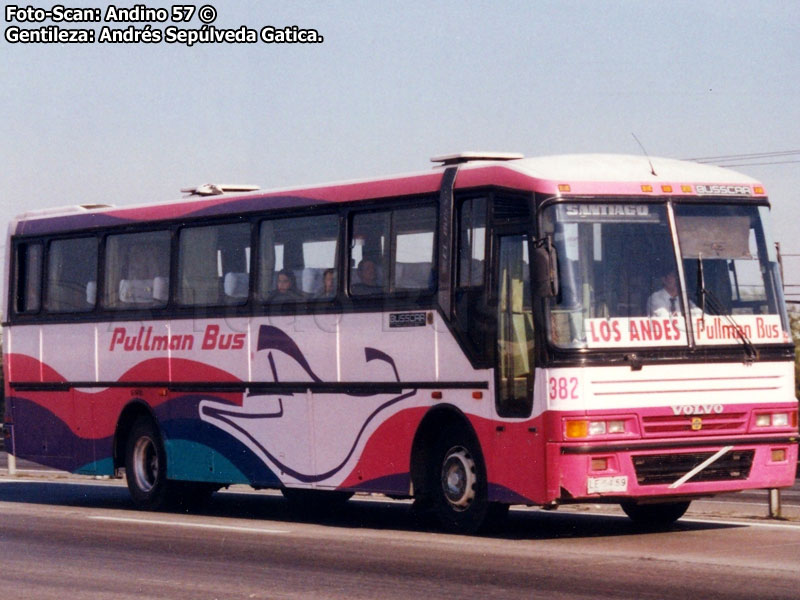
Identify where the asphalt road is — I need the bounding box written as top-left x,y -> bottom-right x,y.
1,469 -> 799,599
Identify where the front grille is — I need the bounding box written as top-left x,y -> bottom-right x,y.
632,450 -> 754,486
641,412 -> 748,437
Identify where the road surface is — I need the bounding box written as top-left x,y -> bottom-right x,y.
1,464 -> 799,599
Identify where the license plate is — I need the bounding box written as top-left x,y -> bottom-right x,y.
587,475 -> 628,494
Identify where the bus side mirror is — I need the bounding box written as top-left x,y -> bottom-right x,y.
533,237 -> 559,298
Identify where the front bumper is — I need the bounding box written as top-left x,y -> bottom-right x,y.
553,435 -> 798,502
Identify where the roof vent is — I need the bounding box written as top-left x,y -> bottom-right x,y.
431,152 -> 524,166
181,184 -> 260,197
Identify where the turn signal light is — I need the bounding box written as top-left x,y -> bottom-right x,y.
566,420 -> 588,438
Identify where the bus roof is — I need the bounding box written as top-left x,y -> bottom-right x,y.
10,153 -> 766,236
510,154 -> 759,184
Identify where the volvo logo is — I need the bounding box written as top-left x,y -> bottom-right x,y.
691,417 -> 703,431
671,404 -> 724,416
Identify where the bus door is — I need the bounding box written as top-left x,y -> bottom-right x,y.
495,233 -> 534,417
489,232 -> 545,503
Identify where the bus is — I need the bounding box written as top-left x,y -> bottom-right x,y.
4,152 -> 798,533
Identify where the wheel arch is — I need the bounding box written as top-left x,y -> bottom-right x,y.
409,404 -> 484,499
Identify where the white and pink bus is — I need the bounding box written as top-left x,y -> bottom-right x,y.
4,153 -> 798,532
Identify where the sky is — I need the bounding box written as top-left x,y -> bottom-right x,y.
2,0 -> 799,293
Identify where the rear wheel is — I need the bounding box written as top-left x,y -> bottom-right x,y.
428,428 -> 490,534
125,417 -> 217,512
620,500 -> 691,528
125,417 -> 171,510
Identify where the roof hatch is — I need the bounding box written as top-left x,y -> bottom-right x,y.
181,184 -> 260,197
430,151 -> 524,166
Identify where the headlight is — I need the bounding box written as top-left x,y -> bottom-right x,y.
755,412 -> 791,427
755,414 -> 771,427
771,413 -> 789,427
565,419 -> 629,438
588,421 -> 606,436
607,420 -> 626,434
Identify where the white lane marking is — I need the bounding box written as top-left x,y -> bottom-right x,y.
557,508 -> 800,529
0,470 -> 70,476
695,498 -> 800,508
0,477 -> 123,485
89,515 -> 290,534
680,517 -> 800,530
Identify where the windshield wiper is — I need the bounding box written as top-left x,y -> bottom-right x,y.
696,257 -> 759,363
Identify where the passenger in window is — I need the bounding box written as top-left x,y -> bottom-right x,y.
351,259 -> 383,295
120,244 -> 168,304
316,268 -> 336,299
647,268 -> 699,317
267,269 -> 304,302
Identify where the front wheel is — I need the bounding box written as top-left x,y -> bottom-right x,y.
429,428 -> 490,534
620,500 -> 691,528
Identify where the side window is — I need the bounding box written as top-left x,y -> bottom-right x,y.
14,242 -> 43,314
45,237 -> 98,312
258,214 -> 339,303
103,230 -> 171,309
394,207 -> 436,292
178,223 -> 251,306
454,197 -> 489,361
349,205 -> 436,296
350,212 -> 390,296
458,197 -> 487,288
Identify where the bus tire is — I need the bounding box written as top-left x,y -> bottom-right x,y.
429,428 -> 490,534
620,500 -> 691,528
125,416 -> 173,510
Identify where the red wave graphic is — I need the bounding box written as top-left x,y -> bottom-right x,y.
6,354 -> 244,439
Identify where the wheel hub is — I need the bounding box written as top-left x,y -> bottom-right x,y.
132,435 -> 158,493
441,446 -> 476,511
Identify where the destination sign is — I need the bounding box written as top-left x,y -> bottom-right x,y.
584,315 -> 788,348
559,204 -> 661,223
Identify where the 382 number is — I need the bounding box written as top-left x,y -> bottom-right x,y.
548,376 -> 579,400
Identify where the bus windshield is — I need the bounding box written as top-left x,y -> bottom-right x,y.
542,201 -> 789,349
676,204 -> 788,346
